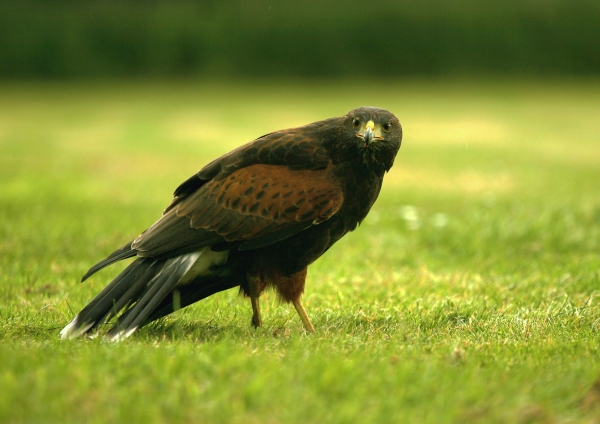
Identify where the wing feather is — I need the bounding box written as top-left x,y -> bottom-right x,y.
135,119 -> 343,258
165,121 -> 334,213
133,164 -> 343,258
176,164 -> 343,240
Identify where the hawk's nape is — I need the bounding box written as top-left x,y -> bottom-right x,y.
61,106 -> 402,340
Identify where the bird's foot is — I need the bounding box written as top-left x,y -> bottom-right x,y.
293,298 -> 315,333
250,296 -> 262,328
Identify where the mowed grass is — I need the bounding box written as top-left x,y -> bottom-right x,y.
1,79 -> 599,423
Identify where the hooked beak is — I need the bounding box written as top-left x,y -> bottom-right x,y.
358,120 -> 376,146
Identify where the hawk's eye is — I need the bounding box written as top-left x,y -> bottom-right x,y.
382,123 -> 392,132
352,118 -> 361,128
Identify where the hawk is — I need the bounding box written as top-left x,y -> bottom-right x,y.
61,106 -> 402,340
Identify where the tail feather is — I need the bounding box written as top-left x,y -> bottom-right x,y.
62,248 -> 236,340
81,259 -> 153,325
106,253 -> 200,340
144,275 -> 240,324
96,261 -> 160,327
81,242 -> 137,282
60,259 -> 154,339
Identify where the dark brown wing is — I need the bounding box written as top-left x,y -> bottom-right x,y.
181,164 -> 342,237
131,116 -> 343,258
164,118 -> 337,214
132,164 -> 343,257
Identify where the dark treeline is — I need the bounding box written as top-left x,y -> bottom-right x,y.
1,0 -> 599,78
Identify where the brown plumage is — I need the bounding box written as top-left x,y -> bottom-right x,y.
61,106 -> 402,340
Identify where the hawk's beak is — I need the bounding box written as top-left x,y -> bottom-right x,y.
361,120 -> 375,146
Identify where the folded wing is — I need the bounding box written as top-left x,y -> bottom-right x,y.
133,164 -> 344,257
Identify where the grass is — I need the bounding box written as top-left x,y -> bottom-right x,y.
1,78 -> 599,423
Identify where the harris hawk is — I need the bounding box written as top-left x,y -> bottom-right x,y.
61,106 -> 402,340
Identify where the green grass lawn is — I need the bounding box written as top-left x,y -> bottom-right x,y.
1,79 -> 599,423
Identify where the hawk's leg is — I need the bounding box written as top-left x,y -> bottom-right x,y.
273,267 -> 314,332
251,296 -> 262,328
246,272 -> 266,328
246,264 -> 315,332
292,298 -> 315,333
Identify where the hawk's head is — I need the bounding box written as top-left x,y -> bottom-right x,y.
336,107 -> 402,173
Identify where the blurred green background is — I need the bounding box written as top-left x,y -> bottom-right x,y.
1,0 -> 599,79
2,2 -> 600,422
